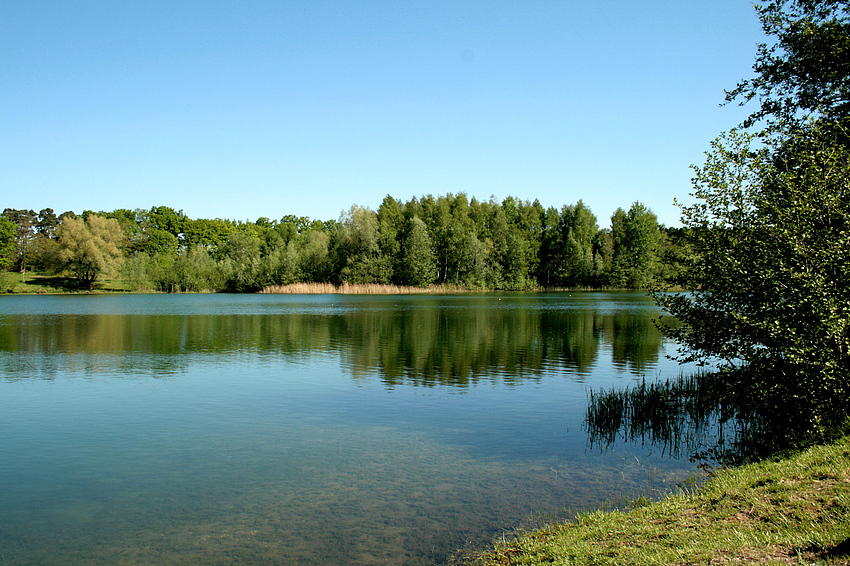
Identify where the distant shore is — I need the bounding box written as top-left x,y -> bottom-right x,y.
2,273 -> 634,295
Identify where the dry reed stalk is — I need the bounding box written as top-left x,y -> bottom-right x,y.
260,282 -> 467,295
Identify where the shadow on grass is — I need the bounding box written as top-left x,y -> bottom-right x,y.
22,275 -> 87,292
825,538 -> 850,558
0,273 -> 121,293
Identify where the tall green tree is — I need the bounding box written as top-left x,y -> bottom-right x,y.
488,206 -> 532,290
182,217 -> 235,248
56,215 -> 125,289
657,124 -> 850,451
656,0 -> 850,453
335,205 -> 391,284
0,217 -> 15,270
557,201 -> 598,287
298,230 -> 331,282
218,230 -> 263,292
377,195 -> 405,282
536,206 -> 562,287
35,208 -> 59,238
610,202 -> 661,289
401,216 -> 436,287
1,208 -> 37,273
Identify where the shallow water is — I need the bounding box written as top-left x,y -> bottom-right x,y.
0,292 -> 695,565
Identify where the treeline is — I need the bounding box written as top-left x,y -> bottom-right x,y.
1,194 -> 675,292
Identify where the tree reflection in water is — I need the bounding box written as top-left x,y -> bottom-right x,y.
0,294 -> 668,386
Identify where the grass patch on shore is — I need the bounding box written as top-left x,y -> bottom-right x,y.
0,272 -> 130,294
476,438 -> 850,565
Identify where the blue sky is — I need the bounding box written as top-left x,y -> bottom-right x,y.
1,1 -> 765,228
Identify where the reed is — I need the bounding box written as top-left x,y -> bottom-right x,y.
260,282 -> 467,294
585,372 -> 735,461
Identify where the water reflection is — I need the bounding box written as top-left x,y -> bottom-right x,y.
0,294 -> 667,385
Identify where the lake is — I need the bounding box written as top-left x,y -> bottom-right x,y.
0,292 -> 696,565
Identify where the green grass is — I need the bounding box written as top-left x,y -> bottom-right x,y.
0,271 -> 132,294
477,438 -> 850,565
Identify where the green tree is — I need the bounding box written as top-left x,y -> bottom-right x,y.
557,201 -> 598,287
536,206 -> 562,287
335,205 -> 391,284
653,0 -> 850,454
657,124 -> 850,451
174,245 -> 227,292
145,206 -> 185,237
121,252 -> 155,291
401,216 -> 436,287
1,208 -> 37,274
377,195 -> 405,282
183,217 -> 235,248
456,232 -> 490,288
218,230 -> 263,292
0,217 -> 15,270
36,208 -> 59,238
141,229 -> 179,257
591,228 -> 613,286
725,0 -> 850,130
610,202 -> 661,289
56,215 -> 125,289
298,230 -> 331,282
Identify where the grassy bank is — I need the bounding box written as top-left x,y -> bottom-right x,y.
476,438 -> 850,566
0,272 -> 131,294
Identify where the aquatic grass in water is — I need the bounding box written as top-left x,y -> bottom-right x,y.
584,369 -> 790,464
585,372 -> 728,458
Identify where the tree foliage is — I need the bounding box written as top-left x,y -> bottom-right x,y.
56,215 -> 125,289
1,208 -> 37,272
611,202 -> 662,289
0,217 -> 15,270
402,216 -> 436,287
657,0 -> 850,453
3,197 -> 670,292
658,124 -> 850,451
726,0 -> 850,129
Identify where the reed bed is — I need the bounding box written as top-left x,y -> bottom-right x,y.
260,282 -> 467,294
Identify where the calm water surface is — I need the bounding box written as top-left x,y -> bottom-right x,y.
0,293 -> 694,565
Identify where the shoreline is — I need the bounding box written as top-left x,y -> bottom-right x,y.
473,438 -> 850,565
2,273 -> 653,295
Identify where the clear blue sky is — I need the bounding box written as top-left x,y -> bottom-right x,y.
1,1 -> 765,228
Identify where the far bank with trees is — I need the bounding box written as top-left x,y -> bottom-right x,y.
1,197 -> 675,293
